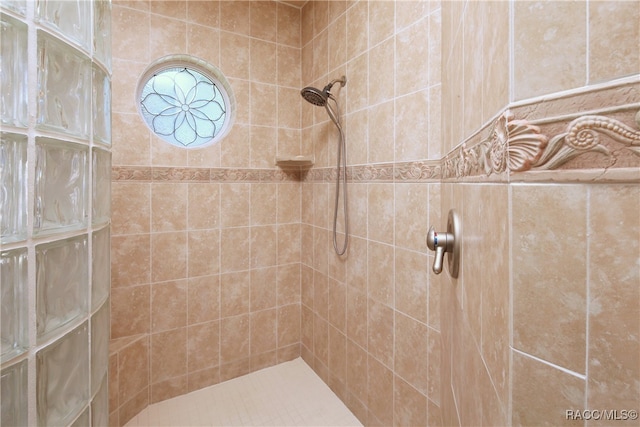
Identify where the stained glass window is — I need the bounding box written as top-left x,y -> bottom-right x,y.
137,56 -> 234,149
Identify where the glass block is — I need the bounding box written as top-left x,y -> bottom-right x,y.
0,13 -> 28,127
91,226 -> 110,310
0,0 -> 27,16
35,0 -> 91,51
37,31 -> 91,139
1,359 -> 28,427
92,147 -> 111,225
36,235 -> 88,341
91,374 -> 109,427
91,301 -> 108,396
92,64 -> 111,145
1,248 -> 28,362
70,406 -> 90,427
34,137 -> 88,235
0,132 -> 28,243
37,322 -> 90,427
93,0 -> 111,71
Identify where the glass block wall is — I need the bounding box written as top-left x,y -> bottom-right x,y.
1,1 -> 111,425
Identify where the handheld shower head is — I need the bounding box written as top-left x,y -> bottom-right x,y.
300,86 -> 328,107
300,76 -> 346,107
299,76 -> 350,256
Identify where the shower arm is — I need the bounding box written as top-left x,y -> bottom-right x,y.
325,77 -> 347,93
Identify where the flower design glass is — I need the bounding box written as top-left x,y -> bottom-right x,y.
139,67 -> 227,148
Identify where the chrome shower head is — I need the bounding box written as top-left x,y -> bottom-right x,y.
300,76 -> 346,107
300,86 -> 328,106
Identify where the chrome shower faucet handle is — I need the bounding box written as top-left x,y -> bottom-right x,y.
426,209 -> 460,278
426,227 -> 453,274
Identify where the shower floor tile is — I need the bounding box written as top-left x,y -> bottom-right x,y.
124,358 -> 362,426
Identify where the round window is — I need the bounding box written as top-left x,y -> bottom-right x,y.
136,55 -> 235,149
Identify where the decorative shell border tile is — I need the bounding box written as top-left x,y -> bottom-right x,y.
530,112 -> 640,170
442,111 -> 546,181
444,78 -> 640,183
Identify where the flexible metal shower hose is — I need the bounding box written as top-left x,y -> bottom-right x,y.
325,94 -> 349,255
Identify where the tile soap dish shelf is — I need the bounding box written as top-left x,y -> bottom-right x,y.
275,155 -> 314,168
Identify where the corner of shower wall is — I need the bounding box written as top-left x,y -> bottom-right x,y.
299,2 -> 446,426
1,1 -> 111,426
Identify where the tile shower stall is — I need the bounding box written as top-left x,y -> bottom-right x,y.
1,0 -> 111,426
4,1 -> 640,427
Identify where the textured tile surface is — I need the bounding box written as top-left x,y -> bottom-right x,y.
124,358 -> 362,427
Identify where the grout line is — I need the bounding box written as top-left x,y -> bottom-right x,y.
585,0 -> 590,87
508,0 -> 515,104
511,347 -> 587,381
584,186 -> 591,411
507,183 -> 514,424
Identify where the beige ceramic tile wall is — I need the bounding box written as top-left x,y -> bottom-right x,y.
587,185 -> 640,420
300,180 -> 444,426
442,0 -> 510,157
511,184 -> 640,425
299,1 -> 444,425
109,1 -> 303,426
438,183 -> 510,426
443,0 -> 640,155
442,1 -> 640,426
439,184 -> 640,426
514,0 -> 640,101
